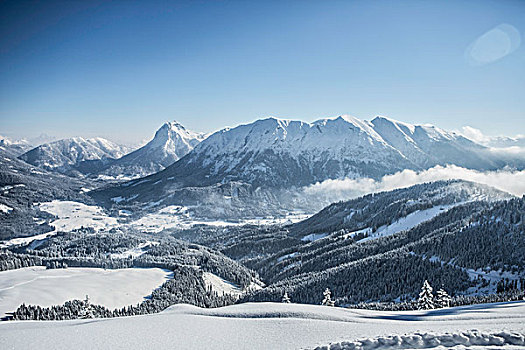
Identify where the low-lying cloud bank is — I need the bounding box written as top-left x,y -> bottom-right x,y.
304,165 -> 525,203
457,126 -> 525,155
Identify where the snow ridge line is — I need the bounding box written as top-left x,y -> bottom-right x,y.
315,330 -> 525,350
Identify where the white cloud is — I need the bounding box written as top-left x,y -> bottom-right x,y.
488,146 -> 525,159
304,165 -> 525,203
456,126 -> 525,160
458,126 -> 492,145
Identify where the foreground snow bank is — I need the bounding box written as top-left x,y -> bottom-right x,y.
316,330 -> 525,349
1,301 -> 524,349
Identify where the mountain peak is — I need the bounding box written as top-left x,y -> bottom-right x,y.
252,116 -> 296,128
94,121 -> 208,179
371,116 -> 417,134
151,121 -> 205,146
160,121 -> 186,131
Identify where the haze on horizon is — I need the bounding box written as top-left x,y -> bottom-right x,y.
1,0 -> 524,145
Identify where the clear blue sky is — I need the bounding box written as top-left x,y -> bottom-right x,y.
1,0 -> 524,145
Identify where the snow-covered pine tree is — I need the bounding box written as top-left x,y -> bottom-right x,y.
282,292 -> 291,303
79,295 -> 95,319
321,288 -> 335,306
418,280 -> 434,310
436,287 -> 451,308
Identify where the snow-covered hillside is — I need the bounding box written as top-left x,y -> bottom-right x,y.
18,137 -> 130,174
1,301 -> 523,349
0,200 -> 119,248
370,116 -> 494,170
95,121 -> 207,179
353,203 -> 458,242
291,179 -> 510,240
0,149 -> 89,241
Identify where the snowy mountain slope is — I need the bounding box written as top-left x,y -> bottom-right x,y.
142,115 -> 504,188
94,121 -> 207,179
215,180 -> 510,272
0,135 -> 32,157
371,116 -> 498,170
18,137 -> 131,175
290,180 -> 509,239
1,301 -> 524,350
244,195 -> 524,305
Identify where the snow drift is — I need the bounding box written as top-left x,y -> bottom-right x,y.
317,330 -> 525,350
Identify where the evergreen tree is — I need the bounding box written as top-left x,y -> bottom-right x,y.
321,288 -> 335,306
418,280 -> 434,310
436,287 -> 451,308
79,295 -> 95,319
281,292 -> 291,303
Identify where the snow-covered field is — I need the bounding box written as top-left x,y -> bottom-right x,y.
109,241 -> 159,259
1,301 -> 524,349
0,267 -> 172,317
39,200 -> 119,232
130,205 -> 309,233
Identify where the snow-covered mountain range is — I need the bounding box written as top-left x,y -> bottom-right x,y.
95,121 -> 207,179
18,137 -> 131,175
139,115 -> 501,188
0,135 -> 33,157
15,121 -> 206,179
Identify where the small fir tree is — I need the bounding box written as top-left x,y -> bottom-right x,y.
282,292 -> 291,303
418,280 -> 434,310
79,295 -> 95,319
321,288 -> 335,306
436,288 -> 451,308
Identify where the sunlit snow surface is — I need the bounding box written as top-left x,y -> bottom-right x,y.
1,301 -> 524,349
0,267 -> 172,317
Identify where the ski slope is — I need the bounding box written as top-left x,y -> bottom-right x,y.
202,272 -> 243,296
0,267 -> 172,317
344,204 -> 457,242
1,301 -> 524,349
